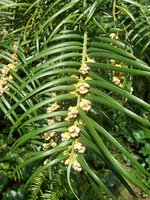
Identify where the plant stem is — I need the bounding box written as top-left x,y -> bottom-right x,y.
77,31 -> 88,107
82,32 -> 88,65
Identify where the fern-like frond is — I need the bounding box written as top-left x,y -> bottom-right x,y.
0,0 -> 150,199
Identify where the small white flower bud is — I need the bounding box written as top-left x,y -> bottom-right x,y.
44,159 -> 49,165
109,33 -> 119,40
130,87 -> 133,94
55,116 -> 62,121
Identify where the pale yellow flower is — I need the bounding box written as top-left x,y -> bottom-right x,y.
78,119 -> 84,125
8,63 -> 17,71
43,143 -> 51,151
67,106 -> 78,119
49,132 -> 55,137
11,53 -> 18,61
73,141 -> 86,154
72,160 -> 82,172
47,119 -> 55,125
43,131 -> 55,140
43,132 -> 51,141
80,99 -> 91,111
51,141 -> 57,147
64,154 -> 82,172
112,76 -> 121,85
76,81 -> 90,94
109,33 -> 119,40
79,63 -> 90,75
44,159 -> 49,165
61,132 -> 71,141
68,125 -> 80,138
2,66 -> 10,75
0,76 -> 8,85
64,157 -> 71,165
47,102 -> 60,113
110,59 -> 116,65
55,116 -> 62,121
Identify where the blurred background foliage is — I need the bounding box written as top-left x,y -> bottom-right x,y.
0,0 -> 150,199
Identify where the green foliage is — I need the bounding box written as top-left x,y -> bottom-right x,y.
0,0 -> 150,199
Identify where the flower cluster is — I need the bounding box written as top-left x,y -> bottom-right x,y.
43,139 -> 57,151
80,98 -> 91,111
76,81 -> 90,94
47,102 -> 60,113
110,60 -> 125,88
47,119 -> 55,125
79,63 -> 90,75
11,53 -> 18,62
0,76 -> 9,96
61,124 -> 81,141
0,63 -> 17,97
61,132 -> 71,141
0,44 -> 18,97
110,60 -> 133,93
43,101 -> 61,151
62,59 -> 93,171
43,130 -> 58,150
68,124 -> 80,138
43,57 -> 93,172
43,131 -> 55,140
64,154 -> 82,172
67,106 -> 78,119
109,33 -> 119,40
73,141 -> 86,154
